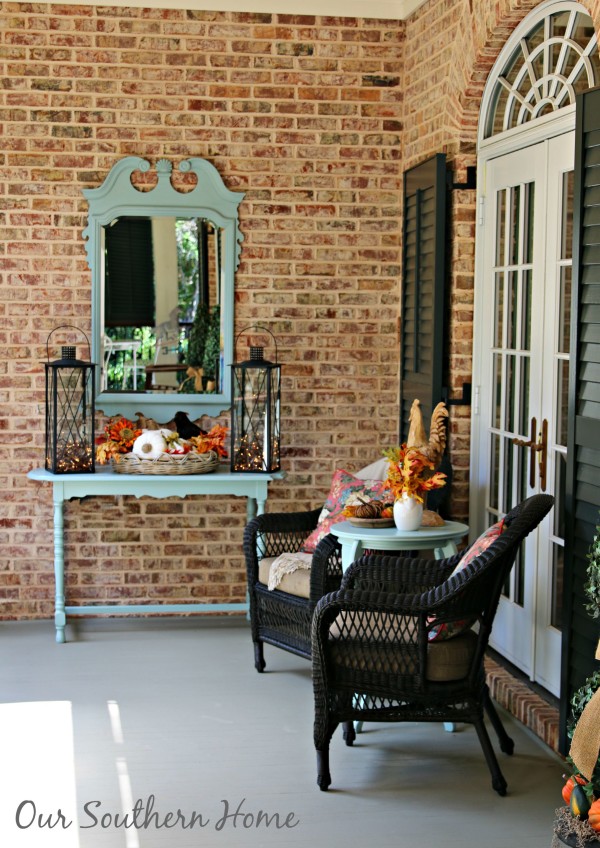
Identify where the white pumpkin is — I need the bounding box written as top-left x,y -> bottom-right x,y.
132,431 -> 167,460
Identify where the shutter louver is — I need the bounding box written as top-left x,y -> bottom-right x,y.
399,154 -> 447,441
105,217 -> 155,328
561,85 -> 600,751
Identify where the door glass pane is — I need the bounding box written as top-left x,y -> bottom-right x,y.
514,546 -> 525,607
525,182 -> 535,263
551,544 -> 564,628
554,452 -> 567,538
556,358 -> 569,447
489,433 -> 500,512
496,190 -> 506,265
509,185 -> 521,265
519,356 -> 530,434
504,354 -> 515,431
502,440 -> 515,513
508,271 -> 519,349
518,436 -> 528,503
559,266 -> 572,354
522,269 -> 532,350
493,353 -> 503,429
561,170 -> 574,260
494,272 -> 504,347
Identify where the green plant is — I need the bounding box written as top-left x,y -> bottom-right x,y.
187,301 -> 210,368
202,306 -> 221,384
561,516 -> 600,827
585,527 -> 600,620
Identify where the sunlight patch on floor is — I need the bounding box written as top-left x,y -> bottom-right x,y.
0,701 -> 80,846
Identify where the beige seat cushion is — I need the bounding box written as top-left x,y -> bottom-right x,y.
258,557 -> 311,600
427,629 -> 477,681
328,613 -> 477,682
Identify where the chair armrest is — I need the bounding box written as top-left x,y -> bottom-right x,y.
311,588 -> 429,684
312,574 -> 479,655
340,552 -> 461,594
243,507 -> 322,586
244,507 -> 321,558
309,533 -> 342,602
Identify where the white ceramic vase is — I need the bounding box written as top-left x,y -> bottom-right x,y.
393,494 -> 423,531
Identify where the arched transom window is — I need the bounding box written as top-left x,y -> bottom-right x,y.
483,2 -> 600,140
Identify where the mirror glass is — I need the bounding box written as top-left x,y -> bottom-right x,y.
83,157 -> 244,421
102,215 -> 224,395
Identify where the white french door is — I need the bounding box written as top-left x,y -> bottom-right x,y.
473,131 -> 574,696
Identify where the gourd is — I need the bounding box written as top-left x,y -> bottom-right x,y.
570,783 -> 592,819
562,774 -> 588,804
355,501 -> 382,519
588,798 -> 600,832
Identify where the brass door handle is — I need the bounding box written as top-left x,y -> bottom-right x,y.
512,417 -> 548,491
537,418 -> 548,491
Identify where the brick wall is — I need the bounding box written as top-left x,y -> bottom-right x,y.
2,0 -> 584,620
0,3 -> 405,618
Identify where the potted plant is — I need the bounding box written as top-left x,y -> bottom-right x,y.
553,522 -> 600,847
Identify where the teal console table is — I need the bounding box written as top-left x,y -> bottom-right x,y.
28,466 -> 284,643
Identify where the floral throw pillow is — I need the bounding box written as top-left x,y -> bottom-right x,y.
428,519 -> 506,642
302,470 -> 386,554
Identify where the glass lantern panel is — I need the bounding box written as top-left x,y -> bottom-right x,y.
46,365 -> 95,473
231,364 -> 280,473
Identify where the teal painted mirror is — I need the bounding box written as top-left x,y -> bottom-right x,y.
83,157 -> 244,420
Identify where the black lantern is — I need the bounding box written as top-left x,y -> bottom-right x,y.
230,326 -> 281,473
45,326 -> 96,474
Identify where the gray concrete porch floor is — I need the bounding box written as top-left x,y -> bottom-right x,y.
0,617 -> 565,848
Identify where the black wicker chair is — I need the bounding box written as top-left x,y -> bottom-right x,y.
243,508 -> 343,671
311,494 -> 554,795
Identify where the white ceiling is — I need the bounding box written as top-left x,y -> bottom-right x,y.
48,0 -> 427,22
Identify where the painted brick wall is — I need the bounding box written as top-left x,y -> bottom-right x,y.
0,3 -> 405,618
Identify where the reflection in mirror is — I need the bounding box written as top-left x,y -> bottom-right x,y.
102,215 -> 224,395
83,157 -> 245,421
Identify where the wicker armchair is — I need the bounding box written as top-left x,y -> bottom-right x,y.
243,508 -> 343,671
311,494 -> 554,795
243,458 -> 392,672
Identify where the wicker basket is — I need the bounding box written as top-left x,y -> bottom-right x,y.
112,450 -> 220,475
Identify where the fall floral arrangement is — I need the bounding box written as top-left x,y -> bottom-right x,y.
382,443 -> 447,504
95,417 -> 228,466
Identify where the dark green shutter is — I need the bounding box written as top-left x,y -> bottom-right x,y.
561,85 -> 600,751
399,154 -> 447,441
105,217 -> 155,327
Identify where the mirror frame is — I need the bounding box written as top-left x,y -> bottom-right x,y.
83,156 -> 244,420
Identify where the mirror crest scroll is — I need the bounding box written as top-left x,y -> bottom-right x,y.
83,157 -> 244,421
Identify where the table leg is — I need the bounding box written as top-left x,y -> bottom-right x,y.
436,541 -> 459,732
341,539 -> 362,572
434,541 -> 458,560
53,495 -> 67,644
246,497 -> 259,523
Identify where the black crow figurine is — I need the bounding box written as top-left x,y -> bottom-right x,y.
174,411 -> 207,439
